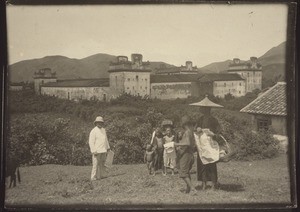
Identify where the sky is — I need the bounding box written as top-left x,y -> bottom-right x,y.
6,4 -> 288,67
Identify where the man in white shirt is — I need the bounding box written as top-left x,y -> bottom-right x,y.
89,116 -> 110,181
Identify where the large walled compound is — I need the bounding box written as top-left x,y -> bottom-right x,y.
34,54 -> 262,101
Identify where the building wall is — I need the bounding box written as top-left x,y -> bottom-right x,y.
213,80 -> 246,98
109,72 -> 125,96
41,86 -> 110,101
123,72 -> 150,97
271,116 -> 287,135
10,85 -> 23,91
251,114 -> 287,135
150,82 -> 192,99
110,72 -> 150,97
197,82 -> 214,97
34,78 -> 57,94
228,70 -> 262,93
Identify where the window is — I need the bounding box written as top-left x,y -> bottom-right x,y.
136,75 -> 139,81
232,82 -> 234,86
239,82 -> 242,86
127,87 -> 129,89
257,118 -> 270,131
128,78 -> 130,81
224,83 -> 226,87
145,79 -> 148,81
239,91 -> 241,94
133,86 -> 135,90
247,73 -> 250,77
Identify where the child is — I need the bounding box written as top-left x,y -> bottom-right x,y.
144,144 -> 156,175
175,115 -> 197,194
163,127 -> 177,176
152,130 -> 164,174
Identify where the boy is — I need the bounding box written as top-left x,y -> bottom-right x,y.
144,144 -> 156,175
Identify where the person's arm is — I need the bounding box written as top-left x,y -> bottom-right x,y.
88,129 -> 96,154
150,131 -> 156,144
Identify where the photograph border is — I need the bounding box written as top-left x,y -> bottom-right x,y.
1,0 -> 299,211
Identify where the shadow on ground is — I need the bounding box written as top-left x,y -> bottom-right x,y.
195,183 -> 245,192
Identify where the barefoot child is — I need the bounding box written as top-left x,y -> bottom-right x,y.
175,115 -> 197,194
144,144 -> 156,175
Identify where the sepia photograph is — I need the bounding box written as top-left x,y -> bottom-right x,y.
3,1 -> 297,210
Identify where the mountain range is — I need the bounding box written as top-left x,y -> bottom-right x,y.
9,41 -> 286,88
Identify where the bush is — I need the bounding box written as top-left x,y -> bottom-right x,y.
232,130 -> 280,160
8,90 -> 280,165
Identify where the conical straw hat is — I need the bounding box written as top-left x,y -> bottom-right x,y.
189,95 -> 223,108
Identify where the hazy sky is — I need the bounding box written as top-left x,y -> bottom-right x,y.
7,4 -> 288,66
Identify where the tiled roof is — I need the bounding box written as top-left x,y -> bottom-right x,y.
150,74 -> 202,83
198,73 -> 244,82
42,78 -> 109,87
240,82 -> 286,116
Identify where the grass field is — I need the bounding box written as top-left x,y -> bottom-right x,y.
5,153 -> 292,209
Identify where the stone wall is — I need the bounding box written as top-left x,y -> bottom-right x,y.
41,86 -> 111,101
150,82 -> 192,99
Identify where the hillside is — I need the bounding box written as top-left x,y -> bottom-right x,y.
9,54 -> 175,82
9,42 -> 287,86
198,41 -> 286,88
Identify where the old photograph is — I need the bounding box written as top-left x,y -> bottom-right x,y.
3,2 -> 297,209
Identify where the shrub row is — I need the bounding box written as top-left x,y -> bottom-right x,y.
7,90 -> 279,165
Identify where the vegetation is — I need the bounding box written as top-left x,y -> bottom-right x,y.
5,154 -> 291,206
7,90 -> 279,166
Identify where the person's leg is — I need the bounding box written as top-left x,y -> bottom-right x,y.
210,163 -> 218,189
163,151 -> 167,176
91,154 -> 98,180
99,153 -> 107,179
183,177 -> 192,193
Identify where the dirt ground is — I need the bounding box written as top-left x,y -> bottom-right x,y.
5,153 -> 292,209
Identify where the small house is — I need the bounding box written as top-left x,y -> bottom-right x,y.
240,82 -> 287,136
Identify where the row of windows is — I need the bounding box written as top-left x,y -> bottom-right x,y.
127,86 -> 148,90
215,82 -> 243,87
127,77 -> 148,82
241,72 -> 261,77
215,89 -> 242,94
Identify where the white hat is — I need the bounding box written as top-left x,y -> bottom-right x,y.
94,116 -> 104,123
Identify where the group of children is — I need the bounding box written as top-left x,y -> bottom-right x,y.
144,125 -> 180,176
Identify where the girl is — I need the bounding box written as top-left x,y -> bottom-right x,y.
163,127 -> 177,175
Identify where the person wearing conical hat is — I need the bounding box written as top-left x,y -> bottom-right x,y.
190,95 -> 223,190
89,116 -> 111,181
